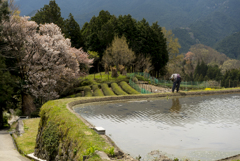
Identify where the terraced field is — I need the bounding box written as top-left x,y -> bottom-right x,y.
80,81 -> 140,97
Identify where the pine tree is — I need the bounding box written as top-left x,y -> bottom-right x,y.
198,74 -> 203,82
31,0 -> 65,33
64,13 -> 83,48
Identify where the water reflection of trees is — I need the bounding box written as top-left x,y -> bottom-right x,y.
170,98 -> 181,113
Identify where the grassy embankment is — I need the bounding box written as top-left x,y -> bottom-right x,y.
13,118 -> 40,155
13,97 -> 119,160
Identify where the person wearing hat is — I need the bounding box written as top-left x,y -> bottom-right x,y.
170,73 -> 181,93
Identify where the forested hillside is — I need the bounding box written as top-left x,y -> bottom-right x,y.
214,32 -> 240,60
17,0 -> 237,29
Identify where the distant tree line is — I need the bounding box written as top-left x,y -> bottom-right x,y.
183,59 -> 240,88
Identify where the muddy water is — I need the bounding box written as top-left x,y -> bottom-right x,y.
73,93 -> 240,161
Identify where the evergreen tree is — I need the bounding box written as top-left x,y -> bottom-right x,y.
194,74 -> 199,82
204,75 -> 209,81
194,60 -> 200,78
199,60 -> 208,77
151,21 -> 169,76
31,0 -> 65,33
0,0 -> 11,128
81,10 -> 115,59
64,13 -> 83,48
198,74 -> 203,82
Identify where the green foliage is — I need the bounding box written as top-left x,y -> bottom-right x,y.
37,98 -> 111,160
104,147 -> 115,157
64,13 -> 83,48
81,11 -> 168,74
119,81 -> 140,94
42,121 -> 59,160
92,85 -> 104,97
221,69 -> 240,88
3,112 -> 10,127
111,83 -> 127,95
31,0 -> 65,32
80,79 -> 95,86
84,86 -> 92,97
101,83 -> 116,96
83,145 -> 99,156
214,32 -> 240,60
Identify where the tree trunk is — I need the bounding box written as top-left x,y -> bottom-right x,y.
22,94 -> 36,117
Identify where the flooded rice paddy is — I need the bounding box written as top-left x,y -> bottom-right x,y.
74,93 -> 240,161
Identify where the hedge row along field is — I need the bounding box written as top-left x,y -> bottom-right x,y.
111,83 -> 128,95
119,81 -> 140,94
92,85 -> 104,97
101,83 -> 116,96
84,86 -> 92,97
80,81 -> 140,97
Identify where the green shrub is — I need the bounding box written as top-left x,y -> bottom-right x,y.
119,81 -> 140,94
92,85 -> 99,91
84,86 -> 92,97
93,89 -> 104,97
80,79 -> 94,86
132,77 -> 138,83
3,112 -> 10,127
92,85 -> 104,97
15,109 -> 22,116
111,83 -> 128,95
104,147 -> 115,157
101,84 -> 116,96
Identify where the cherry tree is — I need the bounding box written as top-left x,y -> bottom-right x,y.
2,14 -> 93,115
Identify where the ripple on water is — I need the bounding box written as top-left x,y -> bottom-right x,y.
73,93 -> 240,161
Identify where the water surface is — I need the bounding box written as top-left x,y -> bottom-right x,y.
74,93 -> 240,161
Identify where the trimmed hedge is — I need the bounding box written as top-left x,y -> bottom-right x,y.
84,86 -> 92,97
92,85 -> 104,97
101,83 -> 116,96
119,81 -> 140,94
111,83 -> 128,95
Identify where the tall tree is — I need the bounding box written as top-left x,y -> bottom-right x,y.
0,58 -> 14,128
162,27 -> 181,59
150,21 -> 169,76
64,13 -> 83,48
0,0 -> 10,128
31,0 -> 65,33
82,10 -> 116,57
102,36 -> 135,70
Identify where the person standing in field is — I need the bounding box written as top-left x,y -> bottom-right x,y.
170,73 -> 181,93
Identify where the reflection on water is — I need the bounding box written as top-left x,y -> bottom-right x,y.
74,93 -> 240,161
170,98 -> 181,113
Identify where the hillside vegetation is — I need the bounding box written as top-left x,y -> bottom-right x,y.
214,32 -> 240,60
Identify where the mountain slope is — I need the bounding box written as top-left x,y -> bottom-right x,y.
214,32 -> 240,60
16,0 -> 234,29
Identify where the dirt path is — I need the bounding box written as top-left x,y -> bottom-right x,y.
137,83 -> 172,93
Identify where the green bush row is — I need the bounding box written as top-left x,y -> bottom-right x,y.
119,81 -> 140,94
92,85 -> 99,91
84,86 -> 92,97
111,83 -> 128,95
92,85 -> 104,97
101,83 -> 116,96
